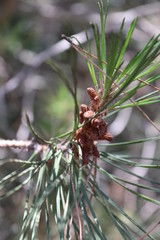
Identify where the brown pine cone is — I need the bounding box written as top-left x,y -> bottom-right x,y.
103,132 -> 113,142
80,104 -> 89,113
75,127 -> 83,140
91,118 -> 100,128
83,110 -> 95,119
87,87 -> 97,100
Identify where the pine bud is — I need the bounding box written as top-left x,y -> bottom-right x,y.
87,87 -> 97,100
80,104 -> 89,113
91,118 -> 100,128
83,110 -> 95,119
103,132 -> 113,141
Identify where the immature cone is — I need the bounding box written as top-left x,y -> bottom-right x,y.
80,104 -> 89,113
75,127 -> 83,140
87,87 -> 100,111
103,132 -> 113,141
83,110 -> 95,119
87,87 -> 97,100
79,104 -> 89,123
91,118 -> 100,128
73,86 -> 113,165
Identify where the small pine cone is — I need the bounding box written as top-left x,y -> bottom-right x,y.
103,132 -> 113,142
83,110 -> 95,119
75,127 -> 83,140
98,120 -> 108,138
91,118 -> 100,128
80,104 -> 89,113
87,87 -> 97,100
92,144 -> 100,158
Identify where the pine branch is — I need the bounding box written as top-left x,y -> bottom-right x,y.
0,139 -> 47,151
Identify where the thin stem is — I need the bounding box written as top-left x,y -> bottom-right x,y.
0,139 -> 47,150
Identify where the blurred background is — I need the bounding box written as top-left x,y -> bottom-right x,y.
0,0 -> 160,239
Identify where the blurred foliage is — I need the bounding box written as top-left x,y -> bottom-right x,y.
37,84 -> 74,137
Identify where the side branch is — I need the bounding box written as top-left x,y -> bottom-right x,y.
0,139 -> 47,151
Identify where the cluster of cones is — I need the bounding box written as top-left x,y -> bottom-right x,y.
74,87 -> 113,165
